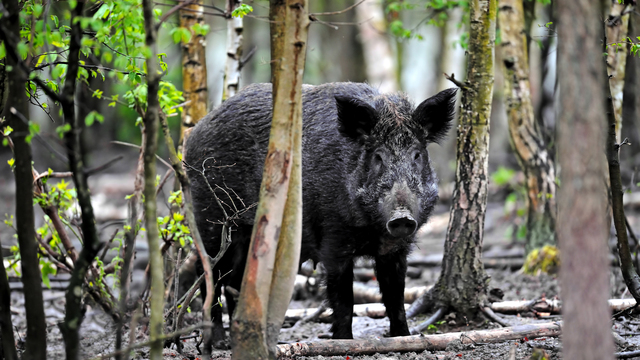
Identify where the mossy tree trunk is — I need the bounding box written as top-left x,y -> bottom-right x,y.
432,0 -> 496,320
499,0 -> 556,255
556,1 -> 615,359
230,1 -> 308,359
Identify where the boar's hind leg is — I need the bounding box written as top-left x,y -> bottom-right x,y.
375,253 -> 410,337
324,255 -> 355,339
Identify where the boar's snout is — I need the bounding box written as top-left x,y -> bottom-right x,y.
386,209 -> 417,238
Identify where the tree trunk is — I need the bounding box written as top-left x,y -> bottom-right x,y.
556,1 -> 615,359
431,0 -> 496,320
180,0 -> 208,139
230,1 -> 308,359
605,0 -> 630,142
141,0 -> 164,358
499,0 -> 556,255
222,0 -> 244,101
623,17 -> 640,158
0,236 -> 17,360
0,2 -> 47,359
264,0 -> 307,355
355,0 -> 398,93
605,27 -> 640,303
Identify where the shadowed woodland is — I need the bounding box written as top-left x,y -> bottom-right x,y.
1,0 -> 640,359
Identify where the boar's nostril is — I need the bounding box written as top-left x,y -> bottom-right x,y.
386,213 -> 417,238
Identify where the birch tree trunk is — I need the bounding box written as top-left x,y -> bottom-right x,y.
499,0 -> 556,255
432,0 -> 496,319
355,0 -> 398,93
230,1 -> 308,359
222,0 -> 244,101
605,0 -> 630,141
557,1 -> 615,359
141,0 -> 164,358
180,0 -> 208,139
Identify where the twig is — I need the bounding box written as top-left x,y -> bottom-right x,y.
111,141 -> 173,169
410,307 -> 446,335
175,274 -> 204,338
173,247 -> 182,333
156,168 -> 175,196
444,72 -> 468,89
99,229 -> 120,263
89,322 -> 213,360
309,0 -> 365,16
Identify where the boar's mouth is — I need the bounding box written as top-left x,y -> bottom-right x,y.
386,208 -> 417,238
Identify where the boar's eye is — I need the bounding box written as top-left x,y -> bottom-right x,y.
413,151 -> 421,162
374,153 -> 383,165
372,152 -> 384,170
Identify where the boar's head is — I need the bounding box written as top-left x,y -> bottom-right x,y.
336,88 -> 457,244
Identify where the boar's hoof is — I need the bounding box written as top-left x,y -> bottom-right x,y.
386,210 -> 417,238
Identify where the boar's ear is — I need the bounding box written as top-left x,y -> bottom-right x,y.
335,95 -> 377,140
413,87 -> 458,144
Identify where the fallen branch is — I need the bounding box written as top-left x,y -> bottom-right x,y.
408,255 -> 524,270
353,282 -> 431,304
284,303 -> 410,322
490,298 -> 636,314
277,321 -> 563,357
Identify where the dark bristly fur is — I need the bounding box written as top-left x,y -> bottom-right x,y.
185,82 -> 457,343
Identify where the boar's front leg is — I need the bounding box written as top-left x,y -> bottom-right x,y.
375,253 -> 410,337
324,253 -> 355,339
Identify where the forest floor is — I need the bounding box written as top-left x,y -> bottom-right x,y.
2,170 -> 640,359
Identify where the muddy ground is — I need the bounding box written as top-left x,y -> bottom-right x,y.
3,170 -> 640,359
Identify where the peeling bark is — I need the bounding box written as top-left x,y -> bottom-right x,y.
432,0 -> 496,320
180,0 -> 208,139
499,0 -> 556,255
557,1 -> 616,358
230,1 -> 308,359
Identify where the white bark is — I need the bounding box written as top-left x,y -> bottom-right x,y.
355,0 -> 398,93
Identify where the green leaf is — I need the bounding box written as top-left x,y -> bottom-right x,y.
51,15 -> 59,28
0,42 -> 5,60
85,112 -> 96,127
56,123 -> 71,139
491,166 -> 516,186
231,4 -> 253,18
3,126 -> 13,136
16,42 -> 28,60
52,63 -> 67,79
7,158 -> 15,167
33,4 -> 44,18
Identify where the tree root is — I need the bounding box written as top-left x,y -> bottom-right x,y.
409,307 -> 446,335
